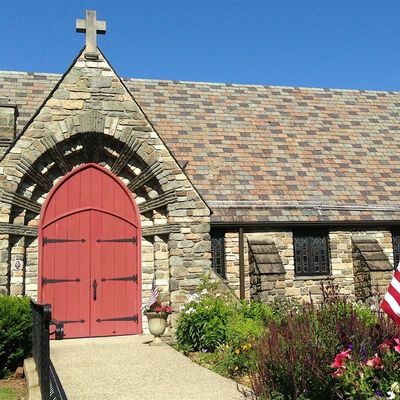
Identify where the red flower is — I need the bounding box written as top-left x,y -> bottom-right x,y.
331,349 -> 351,369
394,338 -> 400,353
365,354 -> 384,369
378,339 -> 393,352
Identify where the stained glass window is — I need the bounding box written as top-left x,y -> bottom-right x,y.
294,230 -> 330,276
211,230 -> 225,278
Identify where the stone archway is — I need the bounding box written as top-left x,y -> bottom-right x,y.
1,130 -> 180,303
39,163 -> 141,338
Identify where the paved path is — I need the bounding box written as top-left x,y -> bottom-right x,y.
50,335 -> 250,400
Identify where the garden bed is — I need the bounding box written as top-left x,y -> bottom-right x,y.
174,279 -> 400,400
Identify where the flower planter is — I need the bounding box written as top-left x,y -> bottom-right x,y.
145,311 -> 169,345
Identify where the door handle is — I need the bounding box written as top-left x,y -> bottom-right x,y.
92,279 -> 97,301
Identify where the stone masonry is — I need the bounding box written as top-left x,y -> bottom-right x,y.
0,49 -> 211,332
352,235 -> 393,305
222,228 -> 395,303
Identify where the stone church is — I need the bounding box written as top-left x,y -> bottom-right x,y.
0,10 -> 399,336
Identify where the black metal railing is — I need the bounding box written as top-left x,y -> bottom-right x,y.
30,299 -> 67,400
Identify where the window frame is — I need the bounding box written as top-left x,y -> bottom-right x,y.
392,229 -> 400,269
210,229 -> 226,279
293,229 -> 331,276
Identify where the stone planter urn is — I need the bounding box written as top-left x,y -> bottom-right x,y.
145,312 -> 169,345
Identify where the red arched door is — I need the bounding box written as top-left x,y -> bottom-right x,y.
39,164 -> 141,338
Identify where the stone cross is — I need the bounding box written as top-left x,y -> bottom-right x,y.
76,10 -> 106,60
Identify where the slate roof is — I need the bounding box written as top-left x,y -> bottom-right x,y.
1,70 -> 400,224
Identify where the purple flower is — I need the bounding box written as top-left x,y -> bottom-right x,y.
374,389 -> 384,397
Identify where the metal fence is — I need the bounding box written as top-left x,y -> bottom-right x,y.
30,299 -> 67,400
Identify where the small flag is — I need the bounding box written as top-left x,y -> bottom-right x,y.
147,274 -> 159,307
381,262 -> 400,326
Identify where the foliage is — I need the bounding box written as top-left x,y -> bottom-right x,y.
175,290 -> 231,352
249,291 -> 400,400
176,277 -> 400,399
235,300 -> 276,326
0,296 -> 32,378
332,338 -> 400,399
176,280 -> 273,376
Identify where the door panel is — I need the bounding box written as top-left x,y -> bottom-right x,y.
41,211 -> 91,338
90,210 -> 139,336
40,164 -> 141,338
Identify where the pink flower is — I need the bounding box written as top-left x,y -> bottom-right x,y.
378,339 -> 393,352
365,354 -> 384,369
394,338 -> 400,354
332,367 -> 345,378
331,349 -> 351,369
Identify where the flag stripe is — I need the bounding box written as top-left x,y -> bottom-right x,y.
391,275 -> 400,294
381,298 -> 400,326
384,290 -> 400,316
147,274 -> 159,308
381,263 -> 400,326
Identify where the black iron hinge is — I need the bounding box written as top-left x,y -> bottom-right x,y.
44,237 -> 86,245
101,275 -> 138,283
96,314 -> 138,323
59,319 -> 85,324
42,277 -> 80,286
96,237 -> 137,244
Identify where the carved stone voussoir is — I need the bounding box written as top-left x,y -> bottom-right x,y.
0,190 -> 42,214
16,156 -> 53,191
128,161 -> 163,192
139,189 -> 177,214
76,110 -> 106,134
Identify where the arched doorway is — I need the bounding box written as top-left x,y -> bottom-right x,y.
39,163 -> 141,338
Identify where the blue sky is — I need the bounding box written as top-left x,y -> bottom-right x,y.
1,0 -> 400,91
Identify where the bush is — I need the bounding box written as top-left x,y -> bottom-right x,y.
207,310 -> 266,377
235,300 -> 276,326
249,298 -> 400,400
176,293 -> 231,352
0,296 -> 32,378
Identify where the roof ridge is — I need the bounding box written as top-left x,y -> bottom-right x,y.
0,70 -> 399,95
0,70 -> 61,77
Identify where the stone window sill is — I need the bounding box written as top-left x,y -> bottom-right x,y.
294,275 -> 332,281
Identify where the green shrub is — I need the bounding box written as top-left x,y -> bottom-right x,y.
235,300 -> 275,325
0,296 -> 32,378
208,311 -> 266,377
176,295 -> 231,352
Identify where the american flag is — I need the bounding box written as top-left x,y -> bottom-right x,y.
147,275 -> 159,307
381,262 -> 400,326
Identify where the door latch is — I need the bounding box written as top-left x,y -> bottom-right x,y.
92,279 -> 97,301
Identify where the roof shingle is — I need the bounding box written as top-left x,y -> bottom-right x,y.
1,70 -> 400,223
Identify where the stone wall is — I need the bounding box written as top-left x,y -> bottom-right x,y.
0,103 -> 17,157
223,228 -> 394,303
224,232 -> 250,299
248,234 -> 286,303
0,50 -> 211,333
352,235 -> 393,305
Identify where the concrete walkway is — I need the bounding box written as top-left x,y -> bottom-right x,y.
50,335 -> 250,400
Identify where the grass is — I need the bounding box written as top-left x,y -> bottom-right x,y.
0,379 -> 27,400
0,388 -> 17,400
